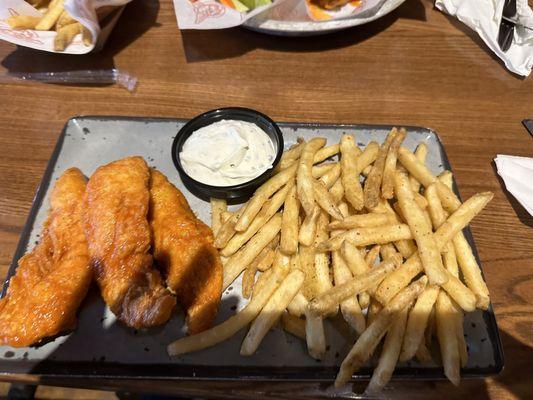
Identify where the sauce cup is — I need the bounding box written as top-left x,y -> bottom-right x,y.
172,107 -> 284,201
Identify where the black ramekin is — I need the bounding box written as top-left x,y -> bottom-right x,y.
171,107 -> 284,201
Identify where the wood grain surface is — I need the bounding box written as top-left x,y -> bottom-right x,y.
0,0 -> 532,399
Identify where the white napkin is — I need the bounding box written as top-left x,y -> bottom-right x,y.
435,0 -> 533,76
494,154 -> 533,216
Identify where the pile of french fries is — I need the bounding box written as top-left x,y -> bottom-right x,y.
167,128 -> 493,393
7,0 -> 92,51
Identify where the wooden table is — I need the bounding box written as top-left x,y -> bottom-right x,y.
1,0 -> 532,398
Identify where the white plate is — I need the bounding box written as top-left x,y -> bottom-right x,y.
244,0 -> 406,36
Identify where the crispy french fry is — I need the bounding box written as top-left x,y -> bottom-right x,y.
223,214 -> 282,290
340,134 -> 364,210
287,291 -> 308,317
308,259 -> 396,317
313,179 -> 343,220
380,243 -> 400,263
393,239 -> 418,259
367,298 -> 383,326
276,158 -> 297,172
314,144 -> 340,164
281,312 -> 306,340
281,141 -> 304,163
328,212 -> 396,230
236,163 -> 297,231
438,170 -> 454,188
335,276 -> 427,387
366,305 -> 410,394
365,244 -> 382,266
214,207 -> 244,248
394,171 -> 448,285
276,141 -> 304,172
381,128 -> 406,199
364,128 -> 398,209
374,191 -> 493,305
297,138 -> 327,215
305,310 -> 327,359
398,146 -> 438,188
168,266 -> 286,356
210,198 -> 227,236
399,285 -> 440,362
242,264 -> 257,299
425,183 -> 460,279
332,249 -> 366,334
341,241 -> 371,309
341,241 -> 369,278
246,247 -> 276,283
241,269 -> 305,356
299,206 -> 320,246
7,16 -> 41,29
356,141 -> 379,175
280,184 -> 299,255
329,178 -> 344,204
425,183 -> 448,228
221,211 -> 232,223
222,182 -> 292,257
36,0 -> 64,31
252,268 -> 274,300
433,192 -> 493,247
443,243 -> 459,277
252,251 -> 290,301
298,243 -> 318,300
436,291 -> 461,386
440,273 -> 476,312
312,163 -> 336,178
314,212 -> 333,295
316,224 -> 413,252
54,22 -> 81,51
453,235 -> 490,309
437,176 -> 490,309
413,192 -> 429,209
255,250 -> 275,273
56,10 -> 76,29
375,201 -> 418,258
319,163 -> 341,188
409,143 -> 428,193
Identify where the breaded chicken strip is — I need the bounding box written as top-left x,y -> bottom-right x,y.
83,157 -> 175,328
149,169 -> 222,334
0,168 -> 92,347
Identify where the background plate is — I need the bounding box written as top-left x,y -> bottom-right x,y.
0,116 -> 503,382
243,0 -> 406,36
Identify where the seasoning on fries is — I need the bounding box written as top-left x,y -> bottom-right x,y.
167,127 -> 494,394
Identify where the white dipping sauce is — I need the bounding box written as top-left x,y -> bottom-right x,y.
179,120 -> 276,187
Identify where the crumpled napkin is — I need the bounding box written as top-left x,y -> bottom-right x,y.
494,154 -> 533,216
435,0 -> 533,76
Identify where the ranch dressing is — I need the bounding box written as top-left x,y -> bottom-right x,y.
179,120 -> 276,186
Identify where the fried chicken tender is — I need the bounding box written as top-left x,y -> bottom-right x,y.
149,169 -> 223,334
0,168 -> 92,347
83,157 -> 175,328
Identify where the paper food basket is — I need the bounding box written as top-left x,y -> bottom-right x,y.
0,0 -> 130,54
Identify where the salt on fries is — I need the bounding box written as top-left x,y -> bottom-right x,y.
168,128 -> 494,393
7,0 -> 94,51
